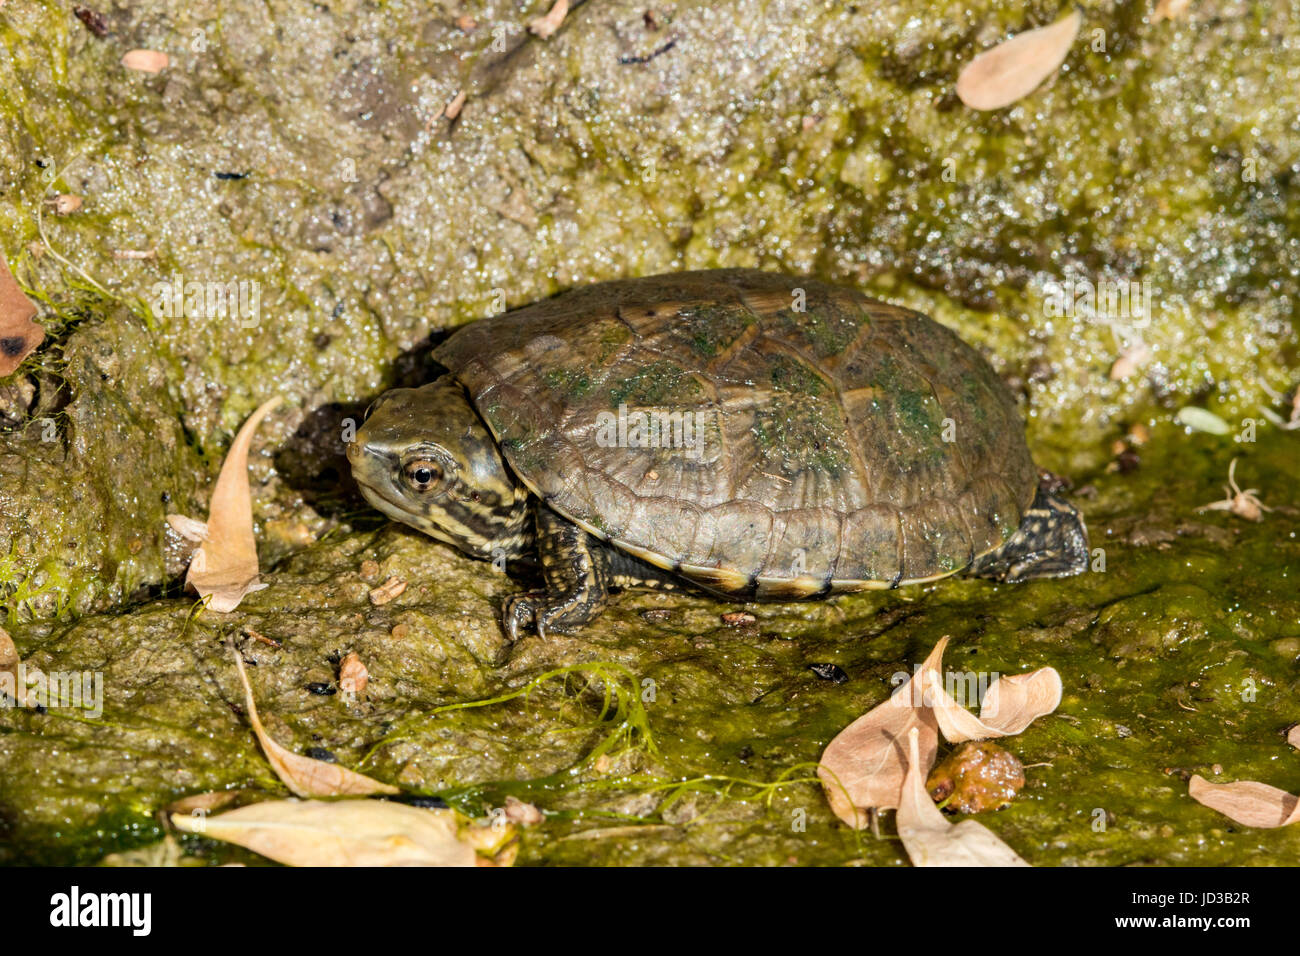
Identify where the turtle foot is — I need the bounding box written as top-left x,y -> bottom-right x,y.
969,488 -> 1089,583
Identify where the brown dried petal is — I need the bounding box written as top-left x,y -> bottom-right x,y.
896,728 -> 1030,867
171,799 -> 477,866
186,397 -> 281,612
956,10 -> 1082,111
817,640 -> 946,823
1189,775 -> 1300,829
231,647 -> 396,797
122,49 -> 170,72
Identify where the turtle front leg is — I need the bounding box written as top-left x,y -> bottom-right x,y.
503,505 -> 612,639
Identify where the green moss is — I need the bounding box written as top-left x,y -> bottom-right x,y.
607,361 -> 702,407
541,367 -> 594,399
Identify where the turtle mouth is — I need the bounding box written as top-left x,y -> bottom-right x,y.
353,476 -> 469,552
353,477 -> 419,524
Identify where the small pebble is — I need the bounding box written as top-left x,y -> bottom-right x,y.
121,49 -> 169,73
48,194 -> 82,215
339,651 -> 368,696
305,682 -> 336,696
504,795 -> 544,825
369,576 -> 407,605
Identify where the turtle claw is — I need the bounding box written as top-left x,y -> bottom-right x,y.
503,591 -> 545,642
503,589 -> 590,640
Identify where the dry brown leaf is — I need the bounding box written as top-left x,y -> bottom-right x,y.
817,640 -> 944,824
956,9 -> 1082,111
929,661 -> 1063,743
165,790 -> 246,815
165,513 -> 209,543
121,49 -> 169,72
230,646 -> 397,797
0,250 -> 43,377
185,397 -> 281,612
170,799 -> 478,866
528,0 -> 569,38
819,636 -> 1060,826
1189,775 -> 1300,829
1290,725 -> 1300,750
896,728 -> 1031,866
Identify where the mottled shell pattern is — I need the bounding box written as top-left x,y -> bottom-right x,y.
434,269 -> 1037,598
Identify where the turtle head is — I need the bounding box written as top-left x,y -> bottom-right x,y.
347,378 -> 531,561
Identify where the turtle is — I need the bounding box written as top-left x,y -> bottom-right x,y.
347,269 -> 1088,639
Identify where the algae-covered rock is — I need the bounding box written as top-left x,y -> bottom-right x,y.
0,313 -> 205,617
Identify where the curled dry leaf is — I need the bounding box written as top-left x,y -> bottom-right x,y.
121,49 -> 169,72
165,513 -> 209,543
0,250 -> 43,377
171,799 -> 480,866
165,790 -> 245,815
896,728 -> 1030,867
929,659 -> 1063,743
528,0 -> 569,38
818,636 -> 1061,827
1189,775 -> 1300,829
956,9 -> 1082,111
339,651 -> 368,696
230,646 -> 397,797
184,397 -> 281,612
1196,458 -> 1271,522
817,640 -> 944,824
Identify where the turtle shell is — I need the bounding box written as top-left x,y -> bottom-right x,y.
433,269 -> 1037,598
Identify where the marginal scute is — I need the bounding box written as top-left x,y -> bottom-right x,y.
435,269 -> 1038,589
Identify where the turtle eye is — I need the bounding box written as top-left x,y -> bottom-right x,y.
404,459 -> 443,493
